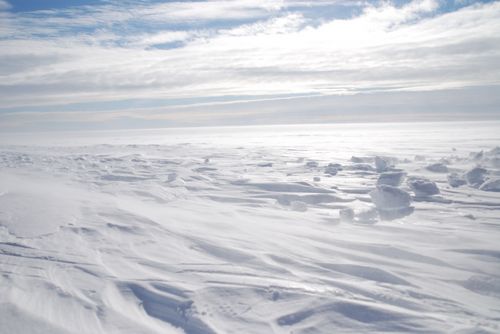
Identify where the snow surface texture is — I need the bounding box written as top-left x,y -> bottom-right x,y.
1,122 -> 500,333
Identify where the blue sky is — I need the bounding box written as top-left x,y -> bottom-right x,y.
0,0 -> 499,131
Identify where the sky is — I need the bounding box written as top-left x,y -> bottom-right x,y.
0,0 -> 499,131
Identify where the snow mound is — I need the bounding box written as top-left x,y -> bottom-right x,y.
407,177 -> 440,197
377,172 -> 405,187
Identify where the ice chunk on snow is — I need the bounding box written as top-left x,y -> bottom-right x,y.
407,177 -> 439,197
324,167 -> 337,176
447,173 -> 466,188
377,172 -> 405,187
324,164 -> 341,176
464,167 -> 488,187
370,185 -> 411,210
305,161 -> 318,168
375,156 -> 391,172
479,179 -> 500,192
313,176 -> 321,182
369,185 -> 413,220
426,163 -> 448,173
328,163 -> 342,170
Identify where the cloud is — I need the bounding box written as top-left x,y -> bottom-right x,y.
2,85 -> 500,132
128,31 -> 194,48
0,0 -> 10,11
362,0 -> 439,25
0,0 -> 499,126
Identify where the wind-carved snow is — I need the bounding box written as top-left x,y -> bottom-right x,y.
0,122 -> 500,333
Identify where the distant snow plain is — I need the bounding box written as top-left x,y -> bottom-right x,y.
1,121 -> 500,333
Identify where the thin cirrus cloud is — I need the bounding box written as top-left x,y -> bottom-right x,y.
0,0 -> 499,131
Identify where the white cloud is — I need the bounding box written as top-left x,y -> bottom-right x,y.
140,0 -> 283,21
361,0 -> 439,27
0,0 -> 499,113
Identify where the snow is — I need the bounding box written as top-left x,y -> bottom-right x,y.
1,121 -> 500,334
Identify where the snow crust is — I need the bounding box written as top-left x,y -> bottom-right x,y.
1,121 -> 500,333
